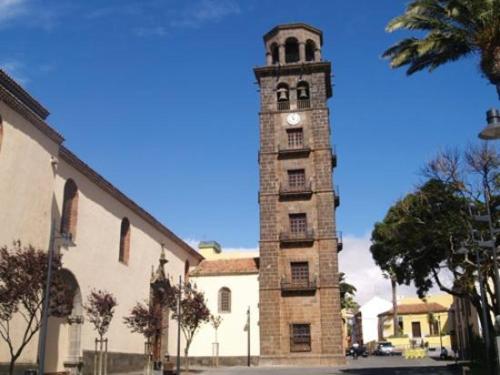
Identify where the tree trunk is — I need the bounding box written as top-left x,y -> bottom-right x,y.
9,359 -> 15,375
184,346 -> 189,373
391,277 -> 398,337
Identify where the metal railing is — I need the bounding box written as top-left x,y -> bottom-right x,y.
277,101 -> 290,111
281,278 -> 317,292
280,229 -> 315,243
297,99 -> 311,109
337,231 -> 343,252
279,181 -> 313,195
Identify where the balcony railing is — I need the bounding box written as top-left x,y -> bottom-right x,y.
297,99 -> 311,109
280,229 -> 315,245
332,146 -> 337,168
337,231 -> 343,252
334,185 -> 340,208
277,101 -> 290,111
279,181 -> 313,199
277,144 -> 311,158
281,278 -> 317,293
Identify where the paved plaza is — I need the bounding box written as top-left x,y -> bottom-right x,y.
144,356 -> 461,375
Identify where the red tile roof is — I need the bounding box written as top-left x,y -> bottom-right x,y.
190,257 -> 260,276
379,302 -> 448,317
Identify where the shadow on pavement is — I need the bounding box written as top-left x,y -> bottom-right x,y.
339,364 -> 461,374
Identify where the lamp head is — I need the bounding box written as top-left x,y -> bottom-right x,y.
479,108 -> 500,140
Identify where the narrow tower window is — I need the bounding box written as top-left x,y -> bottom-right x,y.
285,38 -> 299,63
119,218 -> 131,264
60,179 -> 79,240
305,40 -> 316,62
185,260 -> 190,280
218,287 -> 231,313
270,43 -> 279,64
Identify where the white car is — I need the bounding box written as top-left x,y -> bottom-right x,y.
375,342 -> 395,355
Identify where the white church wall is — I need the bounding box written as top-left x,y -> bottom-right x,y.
189,274 -> 260,358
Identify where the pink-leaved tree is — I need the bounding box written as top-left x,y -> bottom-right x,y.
0,241 -> 74,375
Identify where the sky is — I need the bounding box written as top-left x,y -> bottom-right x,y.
1,0 -> 497,303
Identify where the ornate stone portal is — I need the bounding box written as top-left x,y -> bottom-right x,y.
149,246 -> 173,374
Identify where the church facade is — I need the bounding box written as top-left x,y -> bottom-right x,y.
0,70 -> 202,374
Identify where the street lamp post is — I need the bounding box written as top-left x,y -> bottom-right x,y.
37,220 -> 74,375
176,276 -> 182,375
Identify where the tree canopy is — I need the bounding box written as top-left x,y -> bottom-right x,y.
383,0 -> 500,97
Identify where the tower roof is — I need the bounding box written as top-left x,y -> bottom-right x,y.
263,23 -> 323,45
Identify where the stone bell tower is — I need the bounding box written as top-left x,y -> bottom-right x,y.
255,23 -> 345,365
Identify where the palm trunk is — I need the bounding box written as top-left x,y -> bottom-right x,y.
391,278 -> 398,337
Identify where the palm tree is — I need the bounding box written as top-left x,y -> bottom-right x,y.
383,0 -> 500,98
339,272 -> 358,310
383,271 -> 399,337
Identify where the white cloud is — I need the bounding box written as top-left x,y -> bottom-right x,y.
0,0 -> 29,23
0,60 -> 29,85
170,0 -> 240,28
339,233 -> 448,305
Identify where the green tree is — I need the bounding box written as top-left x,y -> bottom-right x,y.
370,145 -> 499,369
383,0 -> 500,97
339,272 -> 358,310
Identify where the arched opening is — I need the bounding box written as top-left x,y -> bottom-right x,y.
270,43 -> 279,64
285,38 -> 299,63
305,40 -> 316,62
119,217 -> 131,264
184,260 -> 190,280
218,287 -> 231,313
45,269 -> 83,373
297,81 -> 310,109
276,83 -> 290,111
60,179 -> 79,240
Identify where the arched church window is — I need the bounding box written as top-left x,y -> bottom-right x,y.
285,38 -> 299,63
61,179 -> 79,240
218,287 -> 231,313
119,217 -> 131,264
305,40 -> 316,62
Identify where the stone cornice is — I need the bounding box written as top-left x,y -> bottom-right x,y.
0,70 -> 49,120
254,62 -> 332,98
59,146 -> 203,262
0,85 -> 64,144
263,23 -> 323,44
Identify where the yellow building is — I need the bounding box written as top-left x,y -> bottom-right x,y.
378,294 -> 453,352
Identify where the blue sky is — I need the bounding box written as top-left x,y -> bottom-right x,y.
1,0 -> 497,274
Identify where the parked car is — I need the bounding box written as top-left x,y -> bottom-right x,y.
346,345 -> 369,358
373,341 -> 395,356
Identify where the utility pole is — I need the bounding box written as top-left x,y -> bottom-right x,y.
247,306 -> 250,367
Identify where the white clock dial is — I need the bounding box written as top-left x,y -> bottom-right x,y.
287,113 -> 301,125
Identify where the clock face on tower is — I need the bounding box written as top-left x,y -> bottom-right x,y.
287,113 -> 301,125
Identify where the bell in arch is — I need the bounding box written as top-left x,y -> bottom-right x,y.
298,86 -> 309,99
277,87 -> 289,101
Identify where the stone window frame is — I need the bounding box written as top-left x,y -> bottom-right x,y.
290,261 -> 309,283
287,169 -> 306,189
289,213 -> 307,234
